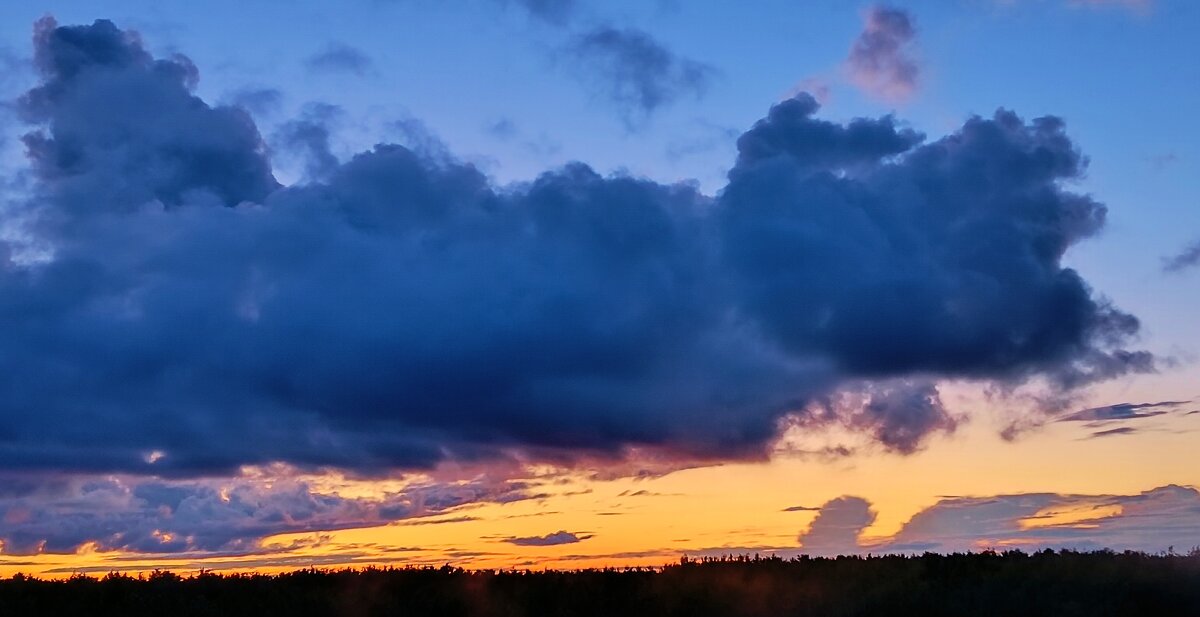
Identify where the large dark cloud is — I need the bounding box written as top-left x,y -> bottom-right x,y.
0,19 -> 1149,481
722,93 -> 1150,388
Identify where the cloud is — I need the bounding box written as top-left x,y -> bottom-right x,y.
0,20 -> 1150,481
798,380 -> 959,454
502,0 -> 578,25
272,103 -> 343,181
793,485 -> 1200,556
0,473 -> 537,555
1068,0 -> 1153,12
566,26 -> 714,125
1087,426 -> 1137,438
503,530 -> 592,546
305,42 -> 374,76
890,485 -> 1200,553
225,87 -> 284,117
845,6 -> 919,102
797,496 -> 876,556
1058,400 -> 1192,422
1163,240 -> 1200,273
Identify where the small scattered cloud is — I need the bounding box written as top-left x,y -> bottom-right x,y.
845,5 -> 919,102
1068,0 -> 1153,12
486,117 -> 519,140
1086,426 -> 1138,439
783,505 -> 822,512
1163,240 -> 1200,273
305,42 -> 374,76
502,0 -> 578,25
1148,153 -> 1178,170
503,530 -> 593,546
566,26 -> 714,125
1057,400 -> 1192,422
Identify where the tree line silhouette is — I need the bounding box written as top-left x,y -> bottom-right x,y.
1,549 -> 1198,616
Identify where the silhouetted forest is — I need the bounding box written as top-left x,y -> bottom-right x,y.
2,550 -> 1199,616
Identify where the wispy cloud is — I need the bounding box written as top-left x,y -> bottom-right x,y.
1164,240 -> 1200,273
304,42 -> 374,76
566,26 -> 714,125
1057,400 -> 1193,422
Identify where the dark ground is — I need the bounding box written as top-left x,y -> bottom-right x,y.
2,550 -> 1199,616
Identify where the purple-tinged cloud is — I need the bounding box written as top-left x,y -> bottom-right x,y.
0,474 -> 539,555
798,381 -> 959,454
1058,400 -> 1192,422
504,530 -> 592,546
845,6 -> 919,102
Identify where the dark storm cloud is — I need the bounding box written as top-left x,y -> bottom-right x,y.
1163,240 -> 1200,273
305,42 -> 374,76
566,26 -> 713,124
504,530 -> 592,546
0,20 -> 1150,480
723,93 -> 1149,389
846,6 -> 919,101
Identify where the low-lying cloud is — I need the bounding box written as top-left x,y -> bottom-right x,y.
798,485 -> 1200,555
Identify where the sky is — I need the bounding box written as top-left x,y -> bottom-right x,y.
0,0 -> 1198,576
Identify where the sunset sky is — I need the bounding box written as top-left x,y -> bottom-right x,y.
0,0 -> 1198,577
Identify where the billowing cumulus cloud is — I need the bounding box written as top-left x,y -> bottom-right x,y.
566,26 -> 713,124
845,6 -> 919,102
0,19 -> 1149,484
